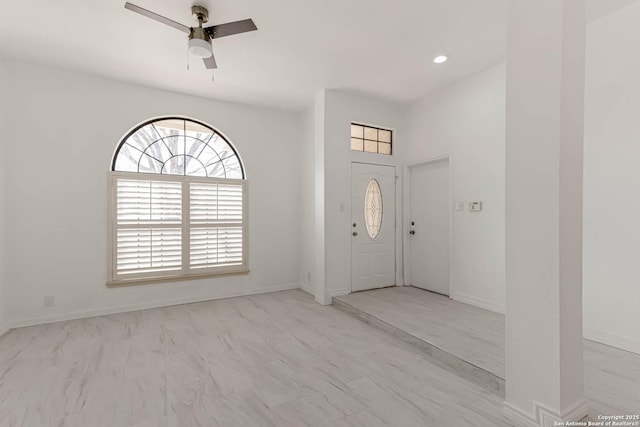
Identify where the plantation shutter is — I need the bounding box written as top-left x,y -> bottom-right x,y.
110,173 -> 247,283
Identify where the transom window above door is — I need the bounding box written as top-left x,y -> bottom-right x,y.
350,123 -> 393,155
108,117 -> 248,286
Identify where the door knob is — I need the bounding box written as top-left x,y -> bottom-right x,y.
410,230 -> 416,235
353,232 -> 358,236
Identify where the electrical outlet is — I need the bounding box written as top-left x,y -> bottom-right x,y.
307,272 -> 311,282
455,201 -> 465,212
44,296 -> 55,308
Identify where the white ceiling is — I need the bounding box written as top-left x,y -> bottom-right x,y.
0,0 -> 636,111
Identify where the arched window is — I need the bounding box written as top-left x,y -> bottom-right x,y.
108,117 -> 248,285
112,117 -> 244,178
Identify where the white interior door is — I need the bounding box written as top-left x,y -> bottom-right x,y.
351,163 -> 396,292
409,158 -> 450,295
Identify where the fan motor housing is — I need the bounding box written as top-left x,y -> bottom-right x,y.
191,5 -> 209,24
190,26 -> 211,43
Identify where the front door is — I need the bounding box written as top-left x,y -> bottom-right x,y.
351,162 -> 396,292
408,158 -> 450,295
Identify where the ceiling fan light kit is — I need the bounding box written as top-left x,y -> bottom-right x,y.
124,2 -> 257,74
189,34 -> 212,58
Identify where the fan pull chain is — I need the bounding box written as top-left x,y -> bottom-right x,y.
186,39 -> 190,70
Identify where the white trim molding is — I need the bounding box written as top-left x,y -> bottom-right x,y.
300,282 -> 314,296
329,288 -> 350,298
504,399 -> 589,427
10,282 -> 301,329
315,293 -> 332,306
584,328 -> 640,355
450,291 -> 505,314
315,287 -> 350,306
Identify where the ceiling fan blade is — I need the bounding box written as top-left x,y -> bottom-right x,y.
124,2 -> 191,35
205,19 -> 257,39
203,53 -> 218,69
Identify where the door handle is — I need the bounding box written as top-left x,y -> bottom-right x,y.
353,232 -> 358,236
410,230 -> 416,235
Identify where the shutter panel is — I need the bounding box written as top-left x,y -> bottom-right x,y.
217,184 -> 243,221
190,183 -> 218,223
116,228 -> 182,275
117,179 -> 181,225
150,181 -> 182,224
189,226 -> 243,268
189,181 -> 244,269
114,178 -> 183,278
217,227 -> 243,264
117,180 -> 151,224
190,228 -> 218,268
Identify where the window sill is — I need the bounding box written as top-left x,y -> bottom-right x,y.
106,269 -> 250,288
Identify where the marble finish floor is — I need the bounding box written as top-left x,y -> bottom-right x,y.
0,290 -> 516,427
334,286 -> 640,418
335,287 -> 506,378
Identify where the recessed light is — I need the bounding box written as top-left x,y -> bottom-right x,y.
434,55 -> 448,64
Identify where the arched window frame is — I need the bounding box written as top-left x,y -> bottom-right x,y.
107,116 -> 248,286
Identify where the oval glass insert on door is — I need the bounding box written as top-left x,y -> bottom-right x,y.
364,179 -> 383,239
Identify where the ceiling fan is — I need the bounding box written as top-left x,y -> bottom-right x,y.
124,2 -> 257,71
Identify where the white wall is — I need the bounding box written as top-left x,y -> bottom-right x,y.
299,103 -> 316,295
2,59 -> 303,327
405,64 -> 507,313
0,58 -> 9,334
583,3 -> 640,354
322,90 -> 406,300
312,92 -> 327,304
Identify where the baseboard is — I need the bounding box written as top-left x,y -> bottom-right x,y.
315,294 -> 332,305
504,399 -> 588,427
584,328 -> 640,355
503,402 -> 539,427
11,282 -> 301,329
328,288 -> 350,298
299,284 -> 314,297
311,287 -> 350,306
300,280 -> 314,293
451,291 -> 505,314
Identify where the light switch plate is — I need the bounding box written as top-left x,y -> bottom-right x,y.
469,201 -> 483,212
